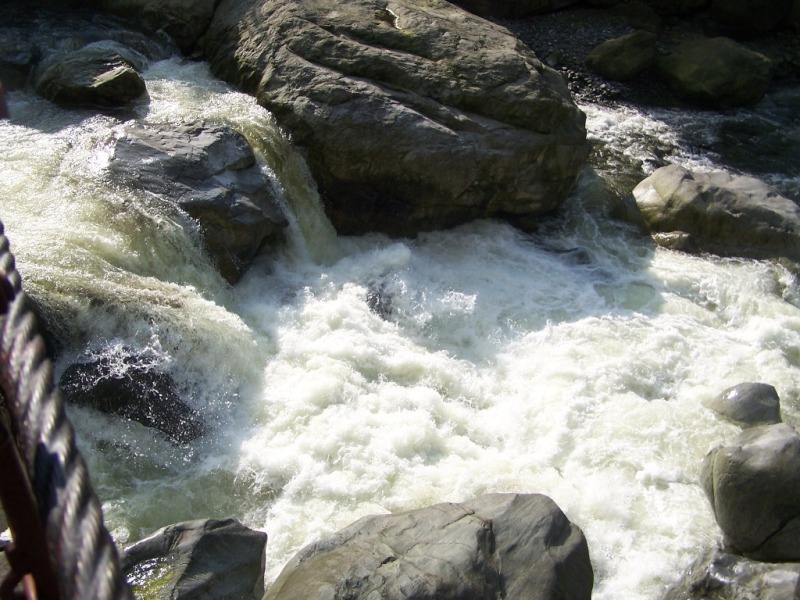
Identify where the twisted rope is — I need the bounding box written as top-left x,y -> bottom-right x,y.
0,221 -> 132,600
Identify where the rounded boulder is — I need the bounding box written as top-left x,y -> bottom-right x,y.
657,37 -> 772,108
701,423 -> 800,561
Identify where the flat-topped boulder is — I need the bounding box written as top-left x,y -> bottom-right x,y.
201,0 -> 590,236
263,493 -> 593,600
631,164 -> 800,262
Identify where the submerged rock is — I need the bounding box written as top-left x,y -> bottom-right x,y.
33,41 -> 148,109
202,0 -> 589,237
657,37 -> 773,108
59,351 -> 206,444
585,30 -> 657,81
122,518 -> 267,600
109,122 -> 287,283
704,382 -> 782,427
263,493 -> 593,600
664,547 -> 800,599
631,164 -> 800,262
701,423 -> 800,561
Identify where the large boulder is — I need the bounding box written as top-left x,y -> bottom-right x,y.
201,0 -> 590,237
703,383 -> 782,427
631,164 -> 800,262
701,424 -> 800,561
33,41 -> 148,109
450,0 -> 579,18
108,122 -> 287,283
101,0 -> 217,54
709,0 -> 794,38
59,349 -> 206,444
657,37 -> 772,108
664,547 -> 800,599
263,493 -> 593,600
122,518 -> 268,599
585,30 -> 657,81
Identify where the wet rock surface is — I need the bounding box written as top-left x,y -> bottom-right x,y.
109,122 -> 287,283
263,493 -> 593,600
664,547 -> 800,600
704,383 -> 782,427
59,350 -> 206,444
122,518 -> 267,600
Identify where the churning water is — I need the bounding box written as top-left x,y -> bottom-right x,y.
2,57 -> 799,599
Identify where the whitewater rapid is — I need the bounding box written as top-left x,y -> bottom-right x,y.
2,57 -> 799,599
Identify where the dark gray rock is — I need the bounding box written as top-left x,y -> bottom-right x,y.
59,350 -> 206,444
631,164 -> 800,262
704,383 -> 782,427
701,424 -> 800,561
710,0 -> 794,38
101,0 -> 217,54
0,29 -> 38,91
33,42 -> 147,109
122,518 -> 267,600
201,0 -> 589,237
263,493 -> 593,600
657,37 -> 773,108
586,30 -> 657,81
451,0 -> 579,18
108,122 -> 287,283
664,547 -> 800,600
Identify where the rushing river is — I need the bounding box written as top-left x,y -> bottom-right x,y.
2,54 -> 800,599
